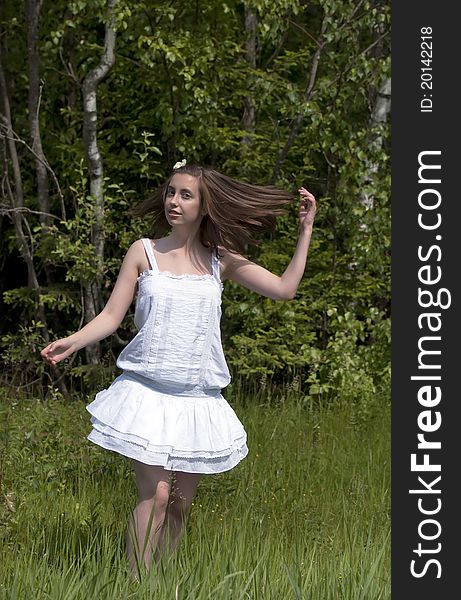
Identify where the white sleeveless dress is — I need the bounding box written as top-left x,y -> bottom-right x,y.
86,239 -> 249,474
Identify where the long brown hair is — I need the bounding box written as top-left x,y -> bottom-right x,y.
130,164 -> 294,255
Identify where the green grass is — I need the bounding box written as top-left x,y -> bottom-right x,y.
0,386 -> 390,599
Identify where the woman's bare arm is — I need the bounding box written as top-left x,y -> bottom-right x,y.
221,187 -> 316,301
41,240 -> 144,366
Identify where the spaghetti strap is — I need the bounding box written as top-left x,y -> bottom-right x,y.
141,238 -> 159,272
212,249 -> 221,283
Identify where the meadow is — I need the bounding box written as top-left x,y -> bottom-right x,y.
0,384 -> 389,599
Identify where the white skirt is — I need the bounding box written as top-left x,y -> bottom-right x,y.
86,372 -> 249,474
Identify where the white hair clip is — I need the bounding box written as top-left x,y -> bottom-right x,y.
173,159 -> 187,170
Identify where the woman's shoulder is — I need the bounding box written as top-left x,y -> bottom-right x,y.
126,238 -> 150,257
127,237 -> 164,252
125,238 -> 154,272
114,240 -> 149,280
217,245 -> 245,261
217,246 -> 246,281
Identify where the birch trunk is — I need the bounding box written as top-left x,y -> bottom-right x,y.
81,0 -> 116,365
359,76 -> 391,209
359,5 -> 391,210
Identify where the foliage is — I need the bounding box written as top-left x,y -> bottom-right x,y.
0,0 -> 391,398
1,322 -> 48,385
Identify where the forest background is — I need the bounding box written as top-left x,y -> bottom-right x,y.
0,0 -> 390,405
0,1 -> 391,596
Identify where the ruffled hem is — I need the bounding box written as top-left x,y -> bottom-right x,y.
87,428 -> 249,473
86,373 -> 248,474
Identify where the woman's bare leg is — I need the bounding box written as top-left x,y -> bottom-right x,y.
157,471 -> 202,559
126,461 -> 171,578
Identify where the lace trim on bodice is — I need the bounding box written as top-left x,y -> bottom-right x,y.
138,269 -> 214,282
139,238 -> 221,285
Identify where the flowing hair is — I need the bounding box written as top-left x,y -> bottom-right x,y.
130,164 -> 294,255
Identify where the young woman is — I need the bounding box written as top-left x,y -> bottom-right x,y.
41,162 -> 317,577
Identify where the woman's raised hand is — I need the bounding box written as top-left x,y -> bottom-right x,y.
41,338 -> 76,366
298,187 -> 317,233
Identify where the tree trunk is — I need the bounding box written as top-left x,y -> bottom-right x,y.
0,44 -> 68,396
359,3 -> 391,210
1,48 -> 41,294
81,0 -> 116,364
359,76 -> 391,209
241,7 -> 257,146
26,0 -> 50,230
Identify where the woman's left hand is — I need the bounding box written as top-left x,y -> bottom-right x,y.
298,187 -> 317,232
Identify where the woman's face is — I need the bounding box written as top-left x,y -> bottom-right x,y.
164,173 -> 204,227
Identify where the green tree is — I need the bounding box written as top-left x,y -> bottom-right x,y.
0,0 -> 390,400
